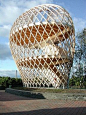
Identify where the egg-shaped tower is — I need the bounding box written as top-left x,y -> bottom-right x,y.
9,4 -> 75,88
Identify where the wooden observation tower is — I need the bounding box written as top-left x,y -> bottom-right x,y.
9,4 -> 75,88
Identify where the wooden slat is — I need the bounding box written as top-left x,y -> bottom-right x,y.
10,23 -> 72,46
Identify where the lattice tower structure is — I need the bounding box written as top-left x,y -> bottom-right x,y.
9,4 -> 75,88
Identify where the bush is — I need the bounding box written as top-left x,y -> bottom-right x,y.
83,82 -> 86,88
0,86 -> 5,90
69,76 -> 86,89
0,77 -> 23,88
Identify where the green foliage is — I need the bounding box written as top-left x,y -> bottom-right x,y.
0,77 -> 23,88
83,82 -> 86,88
76,28 -> 86,57
69,76 -> 78,86
69,75 -> 86,88
73,28 -> 86,78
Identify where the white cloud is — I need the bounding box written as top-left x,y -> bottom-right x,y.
0,70 -> 20,78
0,43 -> 12,60
0,3 -> 21,25
73,17 -> 86,32
0,25 -> 11,37
0,0 -> 53,61
0,0 -> 53,37
0,0 -> 53,25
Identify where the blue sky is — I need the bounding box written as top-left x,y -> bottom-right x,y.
0,0 -> 86,77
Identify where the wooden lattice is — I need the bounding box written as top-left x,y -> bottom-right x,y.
9,4 -> 75,88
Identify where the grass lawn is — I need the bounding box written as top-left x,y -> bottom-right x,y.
12,87 -> 86,93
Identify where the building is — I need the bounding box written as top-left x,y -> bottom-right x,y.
9,4 -> 75,88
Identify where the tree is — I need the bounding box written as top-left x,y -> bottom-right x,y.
73,28 -> 86,78
69,76 -> 84,88
0,77 -> 23,88
0,77 -> 10,88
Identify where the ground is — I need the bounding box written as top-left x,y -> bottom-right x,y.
13,87 -> 86,93
0,90 -> 86,115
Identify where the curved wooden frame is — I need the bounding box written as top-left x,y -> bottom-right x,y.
9,4 -> 75,88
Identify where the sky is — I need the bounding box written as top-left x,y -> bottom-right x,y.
0,0 -> 86,78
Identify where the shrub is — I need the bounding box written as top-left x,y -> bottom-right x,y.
0,77 -> 23,88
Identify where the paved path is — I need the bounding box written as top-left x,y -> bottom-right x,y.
0,90 -> 86,115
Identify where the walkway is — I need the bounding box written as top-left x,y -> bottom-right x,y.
0,90 -> 86,115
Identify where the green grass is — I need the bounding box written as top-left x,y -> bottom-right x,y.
12,87 -> 86,93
